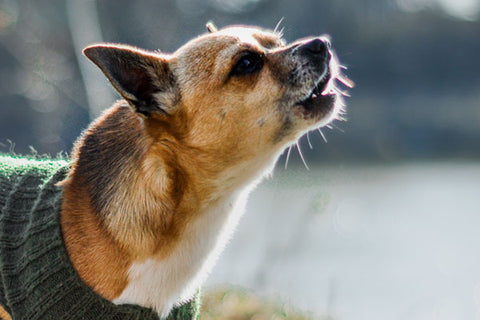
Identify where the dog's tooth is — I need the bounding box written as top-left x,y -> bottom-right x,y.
312,93 -> 318,99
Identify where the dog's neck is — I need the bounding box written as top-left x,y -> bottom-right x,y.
60,102 -> 276,307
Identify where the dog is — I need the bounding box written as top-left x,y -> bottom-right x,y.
0,23 -> 351,319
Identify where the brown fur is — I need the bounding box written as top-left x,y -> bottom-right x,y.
0,305 -> 11,320
58,24 -> 348,314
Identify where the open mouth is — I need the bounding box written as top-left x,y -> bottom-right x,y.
296,69 -> 336,119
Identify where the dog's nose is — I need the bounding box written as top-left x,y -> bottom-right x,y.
297,38 -> 331,61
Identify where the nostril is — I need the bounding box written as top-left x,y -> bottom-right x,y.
303,38 -> 328,55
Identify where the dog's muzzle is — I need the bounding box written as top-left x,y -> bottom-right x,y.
292,37 -> 337,120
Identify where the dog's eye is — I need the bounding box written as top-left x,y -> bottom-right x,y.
231,52 -> 263,76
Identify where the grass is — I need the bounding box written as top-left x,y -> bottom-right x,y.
201,286 -> 333,320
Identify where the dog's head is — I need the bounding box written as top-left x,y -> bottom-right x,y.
84,24 -> 350,177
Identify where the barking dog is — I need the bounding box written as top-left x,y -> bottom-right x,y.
0,24 -> 350,319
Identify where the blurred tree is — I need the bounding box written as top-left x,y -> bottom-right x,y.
0,0 -> 479,161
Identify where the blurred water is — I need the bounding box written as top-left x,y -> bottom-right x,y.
206,162 -> 480,320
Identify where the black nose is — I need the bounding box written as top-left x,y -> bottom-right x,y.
297,38 -> 331,61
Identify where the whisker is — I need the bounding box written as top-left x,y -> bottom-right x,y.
337,74 -> 355,88
306,132 -> 313,149
318,128 -> 328,143
333,86 -> 351,97
330,123 -> 345,133
274,17 -> 285,35
296,142 -> 310,170
284,145 -> 293,169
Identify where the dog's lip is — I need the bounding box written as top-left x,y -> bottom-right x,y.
295,70 -> 336,117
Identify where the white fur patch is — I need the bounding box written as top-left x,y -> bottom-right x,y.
114,189 -> 250,317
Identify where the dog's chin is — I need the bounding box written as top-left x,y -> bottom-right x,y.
296,92 -> 337,121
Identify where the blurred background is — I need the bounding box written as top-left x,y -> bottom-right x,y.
1,0 -> 479,319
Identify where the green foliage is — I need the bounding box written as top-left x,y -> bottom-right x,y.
201,287 -> 332,320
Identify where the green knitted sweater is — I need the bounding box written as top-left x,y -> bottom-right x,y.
0,155 -> 200,320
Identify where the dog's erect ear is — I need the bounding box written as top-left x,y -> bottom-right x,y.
83,44 -> 177,117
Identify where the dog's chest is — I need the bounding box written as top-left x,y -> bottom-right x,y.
114,190 -> 248,316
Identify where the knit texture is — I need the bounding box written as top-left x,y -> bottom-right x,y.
0,155 -> 200,320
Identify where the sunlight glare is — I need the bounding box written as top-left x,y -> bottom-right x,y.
397,0 -> 480,20
438,0 -> 480,20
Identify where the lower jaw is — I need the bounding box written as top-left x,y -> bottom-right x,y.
296,93 -> 337,121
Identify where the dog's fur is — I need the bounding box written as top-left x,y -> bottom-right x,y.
2,24 -> 350,318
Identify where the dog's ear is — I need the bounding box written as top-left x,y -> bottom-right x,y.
83,44 -> 177,117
